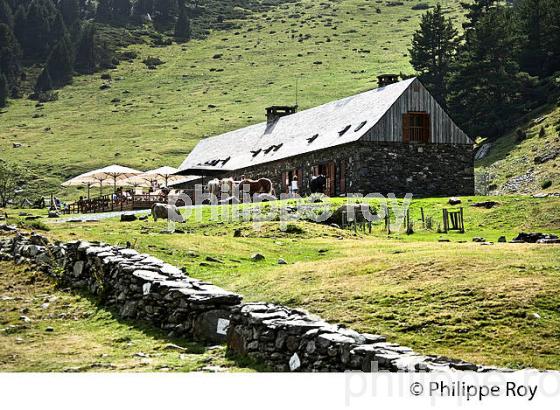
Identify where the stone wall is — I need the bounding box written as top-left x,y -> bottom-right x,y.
227,141 -> 474,197
0,226 -> 503,373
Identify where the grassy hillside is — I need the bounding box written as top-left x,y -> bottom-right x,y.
0,0 -> 465,197
0,262 -> 255,372
5,195 -> 560,369
476,101 -> 560,195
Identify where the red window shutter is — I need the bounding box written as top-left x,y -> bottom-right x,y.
327,162 -> 336,196
339,160 -> 346,194
403,113 -> 410,143
281,172 -> 288,194
423,113 -> 431,143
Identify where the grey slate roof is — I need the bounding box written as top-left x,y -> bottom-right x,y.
178,78 -> 416,173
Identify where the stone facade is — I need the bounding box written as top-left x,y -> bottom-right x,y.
0,226 -> 508,373
227,141 -> 474,197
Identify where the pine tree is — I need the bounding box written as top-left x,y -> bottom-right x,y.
74,22 -> 97,74
45,34 -> 74,87
113,0 -> 131,23
134,0 -> 153,16
0,0 -> 13,27
35,66 -> 53,93
96,0 -> 113,22
0,23 -> 22,92
515,0 -> 560,76
58,0 -> 80,26
0,71 -> 8,108
22,0 -> 57,59
447,5 -> 528,138
409,4 -> 457,106
154,0 -> 177,27
174,1 -> 190,41
50,10 -> 69,44
12,5 -> 26,47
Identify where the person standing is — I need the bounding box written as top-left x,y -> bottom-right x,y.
291,175 -> 299,196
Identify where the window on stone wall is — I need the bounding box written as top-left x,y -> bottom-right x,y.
403,112 -> 430,143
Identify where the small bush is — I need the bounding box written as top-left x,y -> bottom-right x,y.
142,56 -> 165,69
541,180 -> 552,189
35,91 -> 59,103
18,220 -> 50,231
285,223 -> 304,234
120,51 -> 138,61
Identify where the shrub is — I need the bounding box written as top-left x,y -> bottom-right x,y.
541,180 -> 552,189
411,3 -> 430,10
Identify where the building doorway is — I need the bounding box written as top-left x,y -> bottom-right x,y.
282,168 -> 303,195
312,162 -> 336,196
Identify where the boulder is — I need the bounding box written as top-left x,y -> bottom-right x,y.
328,204 -> 375,226
448,197 -> 462,205
512,232 -> 558,243
251,253 -> 265,262
120,213 -> 137,222
471,201 -> 499,209
48,211 -> 59,218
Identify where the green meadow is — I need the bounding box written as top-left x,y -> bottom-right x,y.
4,194 -> 560,370
0,0 -> 466,196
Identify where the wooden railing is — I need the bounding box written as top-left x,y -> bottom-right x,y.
63,194 -> 169,215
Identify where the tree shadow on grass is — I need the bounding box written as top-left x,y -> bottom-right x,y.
65,287 -> 268,372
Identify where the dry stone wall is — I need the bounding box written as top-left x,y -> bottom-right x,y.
0,226 -> 504,373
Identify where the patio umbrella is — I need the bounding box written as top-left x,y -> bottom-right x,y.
62,175 -> 100,199
81,165 -> 143,193
63,165 -> 143,196
124,166 -> 182,188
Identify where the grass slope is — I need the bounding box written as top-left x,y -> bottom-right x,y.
0,261 -> 256,372
0,0 -> 465,197
5,195 -> 560,370
476,103 -> 560,194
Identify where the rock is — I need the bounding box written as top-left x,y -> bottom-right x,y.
45,327 -> 54,332
277,258 -> 287,265
251,253 -> 265,262
120,213 -> 137,222
448,197 -> 462,205
512,232 -> 558,243
12,143 -> 22,148
537,238 -> 560,244
530,312 -> 541,319
471,201 -> 498,209
474,143 -> 492,160
472,237 -> 485,243
498,236 -> 507,243
328,204 -> 375,226
438,238 -> 450,242
19,315 -> 32,323
233,228 -> 242,237
481,242 -> 494,246
205,256 -> 223,263
48,211 -> 59,218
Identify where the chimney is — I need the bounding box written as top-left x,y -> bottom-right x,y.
266,105 -> 298,123
377,74 -> 400,88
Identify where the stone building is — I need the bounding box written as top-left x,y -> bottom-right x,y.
177,76 -> 474,197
